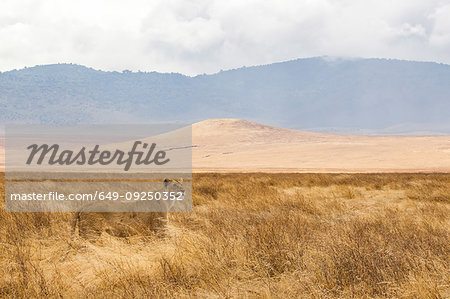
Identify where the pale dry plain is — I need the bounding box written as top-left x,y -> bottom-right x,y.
1,118 -> 450,172
192,119 -> 450,172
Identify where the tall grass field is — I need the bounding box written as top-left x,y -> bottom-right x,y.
1,173 -> 449,298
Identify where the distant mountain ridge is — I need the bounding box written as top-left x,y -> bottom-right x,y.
1,57 -> 449,134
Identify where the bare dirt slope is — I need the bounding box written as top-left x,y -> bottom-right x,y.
1,119 -> 449,172
192,119 -> 450,172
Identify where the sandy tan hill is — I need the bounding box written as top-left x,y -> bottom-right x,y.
192,119 -> 450,172
1,119 -> 450,173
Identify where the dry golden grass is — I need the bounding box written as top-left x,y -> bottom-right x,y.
0,172 -> 449,298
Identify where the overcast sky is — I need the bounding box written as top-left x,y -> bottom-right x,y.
1,0 -> 449,75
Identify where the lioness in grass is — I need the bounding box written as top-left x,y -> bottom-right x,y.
71,179 -> 184,240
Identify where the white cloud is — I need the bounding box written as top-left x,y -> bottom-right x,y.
0,0 -> 449,75
429,3 -> 450,47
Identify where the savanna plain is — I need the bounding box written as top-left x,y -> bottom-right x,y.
0,173 -> 449,298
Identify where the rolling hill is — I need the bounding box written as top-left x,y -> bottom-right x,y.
191,119 -> 450,172
2,118 -> 450,172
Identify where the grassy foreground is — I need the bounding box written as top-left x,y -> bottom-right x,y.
0,173 -> 449,298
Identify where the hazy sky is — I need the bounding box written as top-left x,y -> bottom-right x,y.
1,0 -> 449,75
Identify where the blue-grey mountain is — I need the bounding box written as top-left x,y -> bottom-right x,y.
1,57 -> 449,134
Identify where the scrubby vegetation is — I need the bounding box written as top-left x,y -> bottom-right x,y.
1,173 -> 449,298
